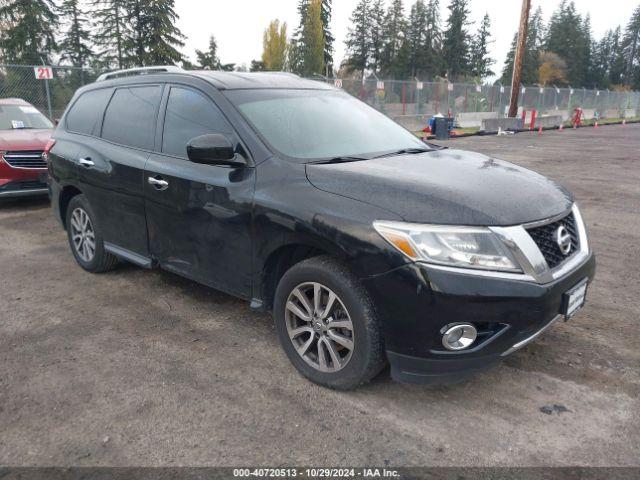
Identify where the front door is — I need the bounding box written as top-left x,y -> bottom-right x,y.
144,85 -> 255,298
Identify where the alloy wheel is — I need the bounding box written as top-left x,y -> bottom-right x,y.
285,282 -> 355,373
70,207 -> 96,262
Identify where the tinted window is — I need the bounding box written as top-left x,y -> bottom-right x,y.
162,87 -> 232,157
66,89 -> 112,135
102,86 -> 161,149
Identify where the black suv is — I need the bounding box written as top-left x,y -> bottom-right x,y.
49,67 -> 595,389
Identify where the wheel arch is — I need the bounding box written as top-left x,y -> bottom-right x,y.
259,241 -> 344,312
59,185 -> 83,229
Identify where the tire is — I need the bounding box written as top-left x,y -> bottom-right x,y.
65,194 -> 119,273
274,256 -> 386,389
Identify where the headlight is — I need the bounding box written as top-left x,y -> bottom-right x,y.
374,221 -> 522,272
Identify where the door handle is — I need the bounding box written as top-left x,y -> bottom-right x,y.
79,157 -> 94,167
148,176 -> 169,190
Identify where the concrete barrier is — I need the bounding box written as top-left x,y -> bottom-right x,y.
392,114 -> 430,131
534,115 -> 563,128
456,112 -> 498,128
604,108 -> 622,119
481,117 -> 524,132
624,108 -> 637,118
544,110 -> 570,121
582,109 -> 596,120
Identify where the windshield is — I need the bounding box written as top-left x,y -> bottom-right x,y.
0,104 -> 53,130
225,89 -> 429,161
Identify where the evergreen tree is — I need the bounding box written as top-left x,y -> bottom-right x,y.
406,0 -> 428,78
424,0 -> 443,77
470,13 -> 494,79
581,14 -> 596,87
321,0 -> 334,72
609,27 -> 626,86
591,31 -> 613,88
343,0 -> 370,76
126,0 -> 185,67
590,27 -> 626,88
368,0 -> 385,74
262,20 -> 288,71
622,5 -> 640,87
93,0 -> 129,69
291,0 -> 331,75
501,7 -> 545,86
289,0 -> 308,73
59,0 -> 93,69
545,0 -> 591,87
302,0 -> 325,76
0,0 -> 57,64
442,0 -> 472,79
195,35 -> 220,69
380,0 -> 407,78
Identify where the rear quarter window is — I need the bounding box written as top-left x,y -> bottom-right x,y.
101,86 -> 162,150
66,88 -> 113,135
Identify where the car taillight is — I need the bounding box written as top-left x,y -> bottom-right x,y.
43,139 -> 56,162
44,139 -> 56,155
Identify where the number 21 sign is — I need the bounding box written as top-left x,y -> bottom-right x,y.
34,66 -> 53,80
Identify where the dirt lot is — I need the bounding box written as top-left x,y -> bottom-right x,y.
1,124 -> 638,467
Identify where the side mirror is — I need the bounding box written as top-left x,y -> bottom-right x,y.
186,134 -> 245,167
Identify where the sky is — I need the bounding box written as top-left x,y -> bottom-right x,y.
175,0 -> 634,79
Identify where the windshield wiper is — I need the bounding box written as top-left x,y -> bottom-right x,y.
312,156 -> 370,165
371,148 -> 432,159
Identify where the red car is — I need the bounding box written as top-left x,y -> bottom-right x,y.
0,98 -> 54,198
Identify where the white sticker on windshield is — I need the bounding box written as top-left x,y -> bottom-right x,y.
11,120 -> 25,129
19,106 -> 39,114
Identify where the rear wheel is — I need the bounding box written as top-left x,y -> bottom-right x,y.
66,195 -> 118,273
274,256 -> 386,389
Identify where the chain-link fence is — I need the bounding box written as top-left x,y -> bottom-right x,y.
2,64 -> 639,127
0,64 -> 104,121
322,78 -> 640,129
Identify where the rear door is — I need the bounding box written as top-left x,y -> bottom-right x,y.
76,84 -> 163,260
51,88 -> 114,202
144,84 -> 255,297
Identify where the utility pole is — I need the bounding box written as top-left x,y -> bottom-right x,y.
508,0 -> 532,117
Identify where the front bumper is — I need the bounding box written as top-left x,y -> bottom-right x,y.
0,180 -> 48,198
0,159 -> 48,198
362,253 -> 596,384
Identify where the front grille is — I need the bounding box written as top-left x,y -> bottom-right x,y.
2,150 -> 47,169
527,212 -> 579,269
0,180 -> 47,191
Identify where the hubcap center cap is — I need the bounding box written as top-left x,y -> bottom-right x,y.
313,320 -> 324,332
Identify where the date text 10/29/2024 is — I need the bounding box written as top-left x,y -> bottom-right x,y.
233,468 -> 400,478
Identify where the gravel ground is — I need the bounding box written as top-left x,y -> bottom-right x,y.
0,124 -> 638,467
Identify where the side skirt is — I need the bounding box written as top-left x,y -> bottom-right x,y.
104,242 -> 153,269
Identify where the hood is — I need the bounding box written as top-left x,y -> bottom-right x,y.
306,149 -> 573,226
0,129 -> 52,151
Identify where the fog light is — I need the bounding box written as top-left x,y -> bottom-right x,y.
442,324 -> 477,351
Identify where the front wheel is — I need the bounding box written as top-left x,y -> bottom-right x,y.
274,256 -> 386,389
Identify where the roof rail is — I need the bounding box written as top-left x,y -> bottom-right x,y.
96,66 -> 184,82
